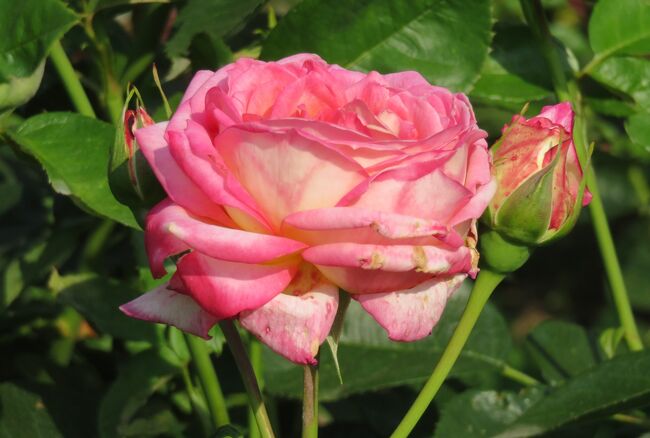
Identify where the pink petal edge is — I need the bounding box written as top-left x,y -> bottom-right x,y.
239,283 -> 339,365
357,274 -> 466,341
119,283 -> 219,339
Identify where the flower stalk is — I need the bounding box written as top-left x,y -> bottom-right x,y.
220,320 -> 276,438
184,334 -> 230,428
49,40 -> 96,118
520,0 -> 643,352
302,361 -> 319,438
390,269 -> 506,438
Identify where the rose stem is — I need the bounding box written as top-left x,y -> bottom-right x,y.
220,320 -> 276,438
179,358 -> 212,436
49,41 -> 96,118
184,334 -> 231,428
520,0 -> 643,352
390,269 -> 505,438
248,339 -> 263,438
302,359 -> 319,438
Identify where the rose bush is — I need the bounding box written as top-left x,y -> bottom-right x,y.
485,102 -> 592,245
120,54 -> 495,364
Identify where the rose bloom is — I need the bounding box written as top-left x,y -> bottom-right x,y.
486,102 -> 591,245
120,54 -> 495,364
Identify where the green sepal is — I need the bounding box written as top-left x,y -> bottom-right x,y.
479,229 -> 531,274
539,142 -> 595,244
325,290 -> 351,384
495,146 -> 560,244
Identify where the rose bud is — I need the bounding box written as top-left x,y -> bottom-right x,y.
108,91 -> 164,220
119,55 -> 495,364
481,103 -> 592,272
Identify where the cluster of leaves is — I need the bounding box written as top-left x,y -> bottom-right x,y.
0,0 -> 649,436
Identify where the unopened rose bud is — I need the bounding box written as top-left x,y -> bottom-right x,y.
109,91 -> 164,221
484,102 -> 591,248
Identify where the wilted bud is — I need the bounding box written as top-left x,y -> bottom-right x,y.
109,88 -> 164,222
484,102 -> 592,246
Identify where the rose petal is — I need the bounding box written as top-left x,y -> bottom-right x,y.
176,252 -> 297,319
448,178 -> 497,226
303,242 -> 472,294
136,122 -> 232,223
167,122 -> 272,232
217,127 -> 367,229
303,243 -> 473,274
341,166 -> 473,224
240,282 -> 339,365
145,199 -> 307,277
120,283 -> 219,339
539,102 -> 573,132
283,207 -> 463,247
357,274 -> 466,341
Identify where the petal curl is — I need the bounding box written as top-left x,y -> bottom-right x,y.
341,166 -> 473,224
357,275 -> 466,341
119,283 -> 218,339
240,283 -> 339,365
146,199 -> 307,277
176,252 -> 297,319
283,207 -> 463,247
302,243 -> 472,294
303,243 -> 473,273
136,122 -> 231,223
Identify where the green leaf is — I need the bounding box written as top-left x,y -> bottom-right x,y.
525,320 -> 598,384
214,425 -> 244,438
584,97 -> 637,118
264,283 -> 512,400
91,0 -> 170,12
0,155 -> 22,215
58,277 -> 160,343
497,351 -> 650,437
10,112 -> 138,228
599,327 -> 626,359
0,62 -> 44,112
166,0 -> 263,58
471,24 -> 553,106
591,57 -> 650,110
625,111 -> 650,153
0,383 -> 63,438
98,350 -> 179,438
0,0 -> 77,82
588,0 -> 650,60
261,0 -> 493,92
1,259 -> 23,310
434,388 -> 546,438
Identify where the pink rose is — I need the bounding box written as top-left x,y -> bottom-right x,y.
486,102 -> 592,245
120,54 -> 495,364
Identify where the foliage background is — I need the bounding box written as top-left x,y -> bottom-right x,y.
1,0 -> 650,436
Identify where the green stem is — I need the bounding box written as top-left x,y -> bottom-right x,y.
521,0 -> 643,352
249,340 -> 263,438
519,0 -> 571,102
501,364 -> 540,386
180,363 -> 212,436
220,321 -> 276,438
184,334 -> 230,428
49,41 -> 96,118
391,270 -> 506,438
587,173 -> 644,351
302,362 -> 319,438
